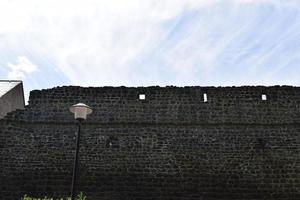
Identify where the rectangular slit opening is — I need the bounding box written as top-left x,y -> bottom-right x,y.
203,93 -> 208,102
139,94 -> 146,100
262,94 -> 267,101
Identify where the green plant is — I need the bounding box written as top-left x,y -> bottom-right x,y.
21,192 -> 87,200
76,192 -> 86,200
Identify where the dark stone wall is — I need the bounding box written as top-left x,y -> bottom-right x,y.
1,86 -> 300,199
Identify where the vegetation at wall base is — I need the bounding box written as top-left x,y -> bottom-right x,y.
21,192 -> 86,200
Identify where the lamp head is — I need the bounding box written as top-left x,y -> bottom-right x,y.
69,103 -> 92,121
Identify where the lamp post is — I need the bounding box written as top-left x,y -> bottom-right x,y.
69,103 -> 92,200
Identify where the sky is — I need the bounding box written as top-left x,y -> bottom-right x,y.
1,0 -> 300,103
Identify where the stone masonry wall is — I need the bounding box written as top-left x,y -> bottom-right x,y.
0,86 -> 300,200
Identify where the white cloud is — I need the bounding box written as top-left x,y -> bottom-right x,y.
0,0 -> 216,85
7,56 -> 38,79
1,0 -> 300,87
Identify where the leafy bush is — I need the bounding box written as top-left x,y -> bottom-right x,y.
21,192 -> 86,200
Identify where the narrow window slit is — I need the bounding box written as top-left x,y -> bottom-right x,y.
139,94 -> 145,100
203,93 -> 208,102
262,94 -> 267,101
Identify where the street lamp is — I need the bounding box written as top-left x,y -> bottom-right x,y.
69,103 -> 92,200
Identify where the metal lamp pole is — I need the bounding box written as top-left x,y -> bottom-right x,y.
69,103 -> 92,200
70,119 -> 82,200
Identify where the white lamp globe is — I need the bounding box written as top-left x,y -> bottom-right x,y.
69,103 -> 93,120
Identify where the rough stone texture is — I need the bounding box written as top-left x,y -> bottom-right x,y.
0,86 -> 300,200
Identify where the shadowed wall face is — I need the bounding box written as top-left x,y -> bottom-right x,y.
1,86 -> 300,200
0,81 -> 24,119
